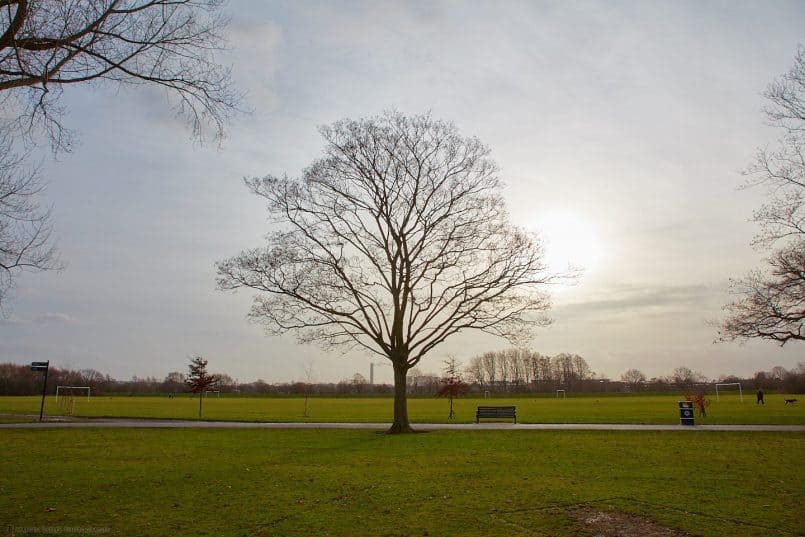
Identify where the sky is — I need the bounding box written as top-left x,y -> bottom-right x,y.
1,0 -> 804,385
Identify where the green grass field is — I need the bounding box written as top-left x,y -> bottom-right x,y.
1,393 -> 803,424
1,428 -> 802,536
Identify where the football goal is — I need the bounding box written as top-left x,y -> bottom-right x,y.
203,390 -> 221,398
56,386 -> 91,401
556,389 -> 566,399
715,382 -> 743,402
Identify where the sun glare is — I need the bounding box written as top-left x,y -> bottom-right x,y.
533,211 -> 603,276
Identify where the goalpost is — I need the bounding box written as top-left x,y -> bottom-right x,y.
556,389 -> 566,399
55,386 -> 90,416
715,382 -> 743,402
203,390 -> 221,398
56,386 -> 91,401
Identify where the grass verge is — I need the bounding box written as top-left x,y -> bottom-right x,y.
1,428 -> 802,536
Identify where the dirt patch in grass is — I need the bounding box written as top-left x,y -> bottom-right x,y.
570,506 -> 692,537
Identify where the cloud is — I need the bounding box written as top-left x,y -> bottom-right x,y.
0,315 -> 27,326
0,312 -> 78,326
5,312 -> 79,325
553,283 -> 718,320
31,312 -> 79,325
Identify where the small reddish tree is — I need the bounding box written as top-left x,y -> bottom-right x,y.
684,391 -> 711,418
186,356 -> 218,419
436,358 -> 468,420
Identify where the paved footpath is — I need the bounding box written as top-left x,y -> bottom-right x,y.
2,419 -> 804,431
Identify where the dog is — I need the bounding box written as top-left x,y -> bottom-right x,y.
784,398 -> 798,405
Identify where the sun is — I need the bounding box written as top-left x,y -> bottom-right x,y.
532,211 -> 603,275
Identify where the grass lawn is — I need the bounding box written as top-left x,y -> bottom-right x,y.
1,428 -> 802,536
1,393 -> 803,424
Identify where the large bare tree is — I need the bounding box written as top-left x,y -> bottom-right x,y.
217,112 -> 560,433
0,0 -> 240,308
718,47 -> 804,345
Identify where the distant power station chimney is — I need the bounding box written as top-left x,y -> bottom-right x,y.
369,362 -> 389,385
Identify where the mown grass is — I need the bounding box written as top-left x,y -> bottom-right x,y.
1,393 -> 803,424
1,428 -> 802,536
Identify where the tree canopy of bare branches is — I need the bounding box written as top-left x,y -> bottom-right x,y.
1,0 -> 239,147
0,0 -> 239,309
718,46 -> 804,345
466,349 -> 592,392
620,368 -> 646,385
0,135 -> 59,307
217,112 -> 560,433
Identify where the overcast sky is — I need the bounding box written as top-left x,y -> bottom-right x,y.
2,1 -> 803,384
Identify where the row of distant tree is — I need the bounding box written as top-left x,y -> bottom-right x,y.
1,355 -> 802,396
462,349 -> 593,391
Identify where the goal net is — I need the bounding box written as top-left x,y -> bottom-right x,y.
715,382 -> 743,402
55,386 -> 90,416
556,389 -> 566,399
56,386 -> 91,401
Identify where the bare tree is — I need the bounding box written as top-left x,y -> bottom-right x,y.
0,0 -> 240,309
351,372 -> 367,394
0,137 -> 59,306
620,368 -> 647,385
719,245 -> 804,344
671,366 -> 701,387
769,365 -> 787,381
496,349 -> 512,391
481,351 -> 497,392
465,355 -> 486,389
532,352 -> 552,384
1,0 -> 239,147
217,112 -> 561,433
718,46 -> 804,345
571,354 -> 593,381
163,371 -> 185,394
213,372 -> 235,391
552,353 -> 573,387
519,350 -> 532,386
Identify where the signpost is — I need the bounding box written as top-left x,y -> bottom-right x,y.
31,361 -> 49,422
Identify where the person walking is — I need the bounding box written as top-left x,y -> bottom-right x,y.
756,388 -> 765,405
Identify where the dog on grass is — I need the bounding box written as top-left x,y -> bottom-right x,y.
784,398 -> 797,405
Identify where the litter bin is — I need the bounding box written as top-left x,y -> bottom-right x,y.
678,401 -> 694,426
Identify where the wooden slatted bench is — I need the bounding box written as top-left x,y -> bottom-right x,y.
476,405 -> 517,424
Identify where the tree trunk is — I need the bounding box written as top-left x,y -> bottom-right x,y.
387,361 -> 415,434
198,392 -> 203,419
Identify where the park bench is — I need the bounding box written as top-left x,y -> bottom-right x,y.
476,405 -> 517,424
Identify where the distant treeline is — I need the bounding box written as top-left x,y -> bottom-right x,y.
1,354 -> 803,396
458,350 -> 804,395
0,363 -> 398,396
